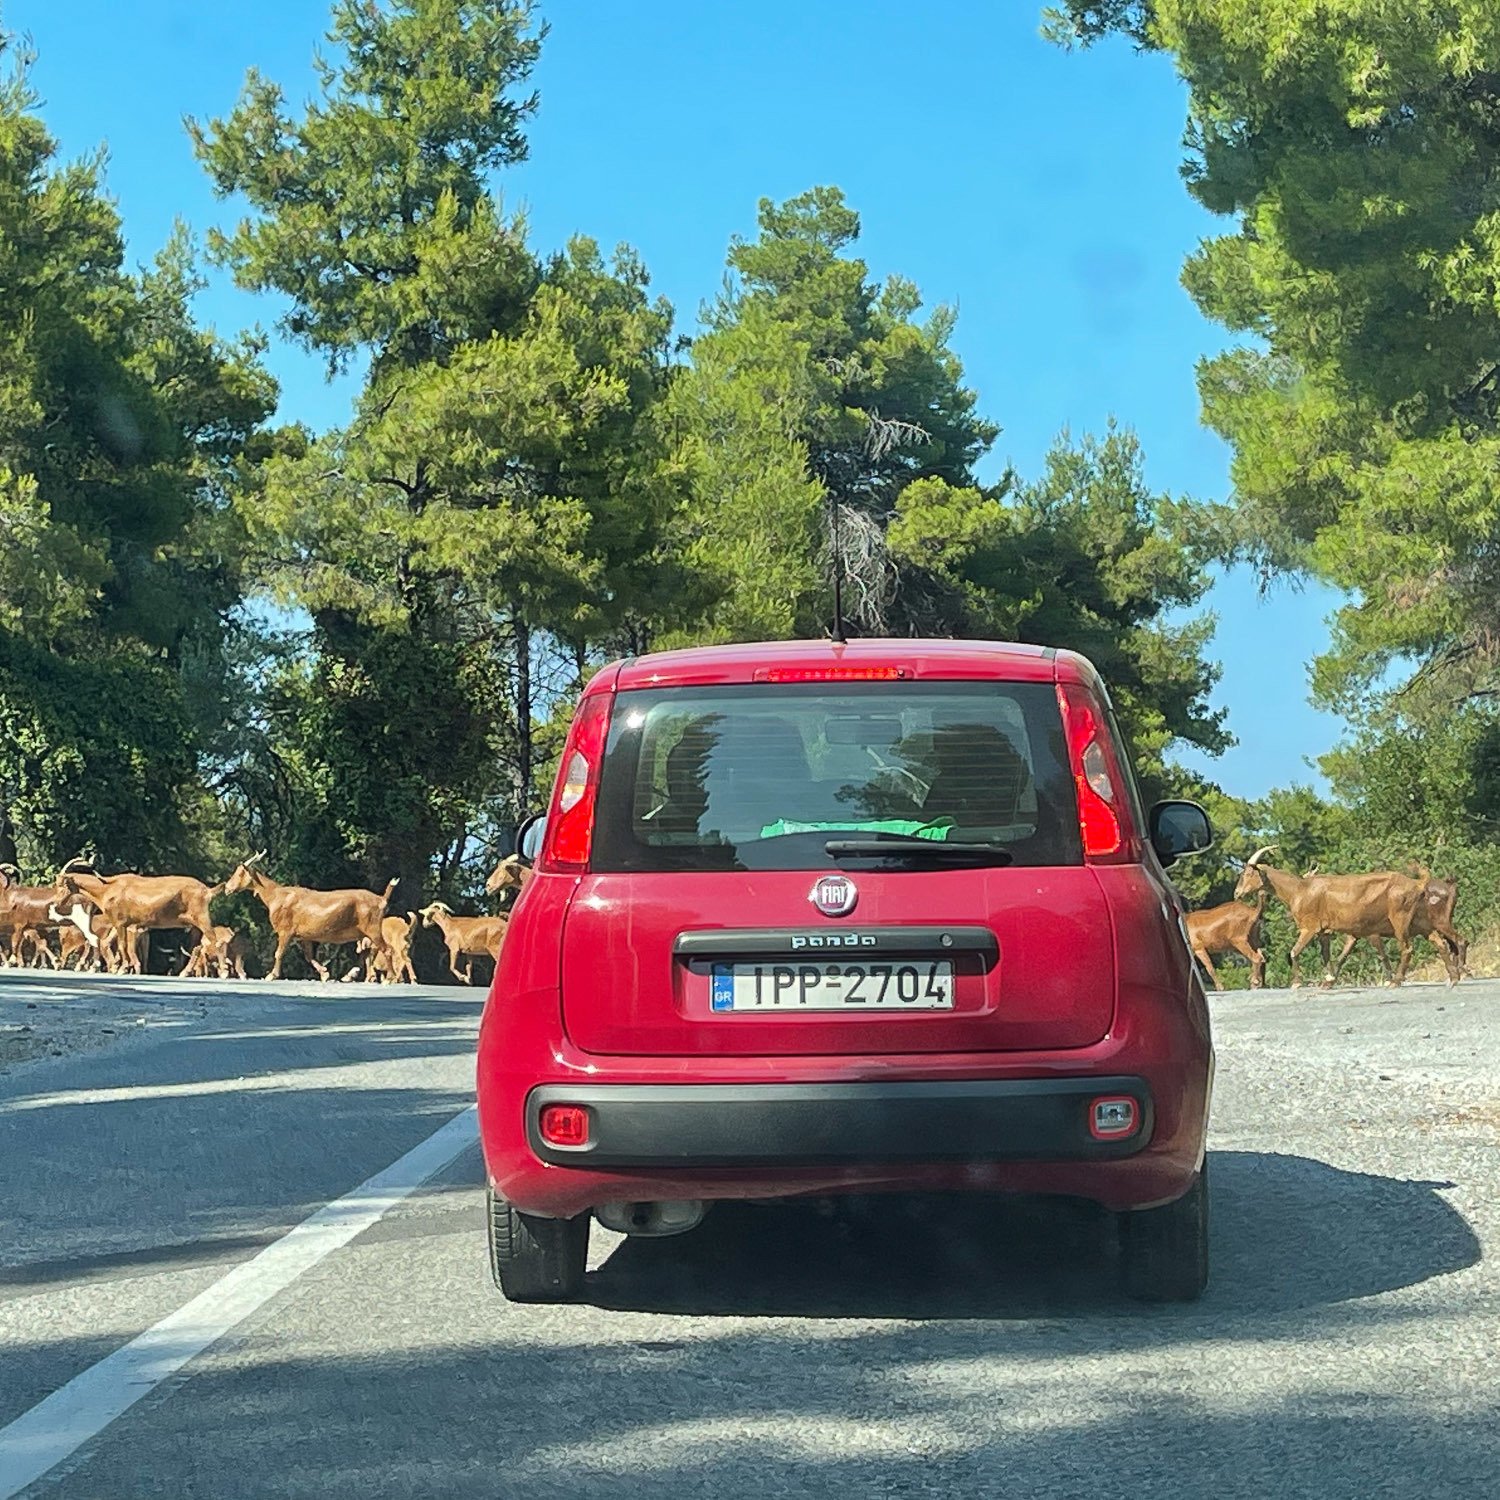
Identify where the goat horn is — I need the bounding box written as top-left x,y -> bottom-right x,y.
1246,844 -> 1277,868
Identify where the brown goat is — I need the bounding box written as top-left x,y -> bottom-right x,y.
484,854 -> 533,903
1234,846 -> 1427,987
1,866 -> 63,968
225,854 -> 396,981
355,915 -> 418,984
1184,893 -> 1266,991
1326,873 -> 1468,987
181,925 -> 250,980
418,903 -> 509,984
48,899 -> 127,973
54,860 -> 220,975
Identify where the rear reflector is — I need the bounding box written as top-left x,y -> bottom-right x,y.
1089,1096 -> 1139,1140
538,1104 -> 590,1148
753,665 -> 910,682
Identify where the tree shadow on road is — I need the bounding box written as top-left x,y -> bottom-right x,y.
584,1150 -> 1480,1321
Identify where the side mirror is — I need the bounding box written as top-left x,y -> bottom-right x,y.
1148,800 -> 1213,865
516,813 -> 548,867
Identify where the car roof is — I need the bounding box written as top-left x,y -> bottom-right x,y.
606,638 -> 1096,691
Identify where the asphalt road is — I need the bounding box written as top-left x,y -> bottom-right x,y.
1,968 -> 1497,1498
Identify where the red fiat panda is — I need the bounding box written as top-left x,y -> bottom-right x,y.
476,639 -> 1214,1303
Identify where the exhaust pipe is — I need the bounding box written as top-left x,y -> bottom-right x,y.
594,1200 -> 707,1238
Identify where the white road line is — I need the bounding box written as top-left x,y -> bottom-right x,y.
0,1105 -> 479,1499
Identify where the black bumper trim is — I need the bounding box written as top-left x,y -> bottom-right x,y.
526,1077 -> 1153,1167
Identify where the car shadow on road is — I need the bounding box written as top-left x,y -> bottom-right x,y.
583,1149 -> 1481,1320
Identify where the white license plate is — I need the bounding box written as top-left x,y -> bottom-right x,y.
710,961 -> 955,1012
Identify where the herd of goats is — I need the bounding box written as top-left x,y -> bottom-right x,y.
0,852 -> 532,986
1185,846 -> 1470,990
0,843 -> 1477,992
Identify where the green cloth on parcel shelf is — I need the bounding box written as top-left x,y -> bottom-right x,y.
758,818 -> 955,840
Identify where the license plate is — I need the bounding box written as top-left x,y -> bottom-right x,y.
710,961 -> 955,1012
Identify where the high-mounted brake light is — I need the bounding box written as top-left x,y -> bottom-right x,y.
538,691 -> 613,874
753,665 -> 909,682
1056,681 -> 1134,863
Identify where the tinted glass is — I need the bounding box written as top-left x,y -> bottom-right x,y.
592,681 -> 1081,872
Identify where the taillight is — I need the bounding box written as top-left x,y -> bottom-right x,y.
1056,681 -> 1135,863
537,690 -> 613,874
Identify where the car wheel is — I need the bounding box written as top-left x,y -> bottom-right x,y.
486,1184 -> 589,1303
1119,1158 -> 1209,1303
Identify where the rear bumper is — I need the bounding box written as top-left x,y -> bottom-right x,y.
526,1077 -> 1152,1167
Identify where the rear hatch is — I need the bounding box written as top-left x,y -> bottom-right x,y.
557,672 -> 1118,1057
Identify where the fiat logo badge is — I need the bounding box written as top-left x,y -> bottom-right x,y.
810,874 -> 857,917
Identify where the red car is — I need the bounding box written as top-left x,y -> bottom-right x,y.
477,639 -> 1214,1303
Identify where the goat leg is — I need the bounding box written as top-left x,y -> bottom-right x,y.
1288,929 -> 1318,989
1192,945 -> 1223,992
1230,936 -> 1264,989
1387,910 -> 1416,987
1315,932 -> 1336,987
299,939 -> 330,982
1325,934 -> 1359,987
1365,935 -> 1395,986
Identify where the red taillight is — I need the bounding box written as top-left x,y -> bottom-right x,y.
752,665 -> 909,682
1056,680 -> 1133,862
537,690 -> 613,874
538,1104 -> 590,1148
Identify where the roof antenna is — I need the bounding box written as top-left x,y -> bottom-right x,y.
828,490 -> 846,644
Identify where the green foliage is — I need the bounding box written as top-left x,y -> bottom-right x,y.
190,0 -> 544,373
0,32 -> 273,869
192,0 -> 692,886
664,191 -> 1227,784
1050,0 -> 1500,722
2,2 -> 1247,915
0,637 -> 197,873
665,188 -> 998,644
891,423 -> 1229,791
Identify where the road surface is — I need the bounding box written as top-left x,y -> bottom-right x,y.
1,968 -> 1497,1498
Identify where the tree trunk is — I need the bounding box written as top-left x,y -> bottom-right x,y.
0,808 -> 17,871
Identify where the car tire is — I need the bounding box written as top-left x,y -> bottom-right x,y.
486,1185 -> 589,1303
1119,1159 -> 1209,1303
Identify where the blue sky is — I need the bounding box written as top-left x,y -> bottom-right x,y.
8,0 -> 1341,797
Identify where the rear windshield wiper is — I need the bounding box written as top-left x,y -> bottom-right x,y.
824,836 -> 1013,866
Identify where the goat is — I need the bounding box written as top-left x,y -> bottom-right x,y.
1234,845 -> 1427,987
1325,872 -> 1469,987
1,865 -> 63,968
181,925 -> 250,980
1184,892 -> 1266,991
376,914 -> 417,984
54,859 -> 220,975
349,915 -> 419,984
484,854 -> 532,903
47,899 -> 125,973
225,853 -> 395,981
418,903 -> 509,984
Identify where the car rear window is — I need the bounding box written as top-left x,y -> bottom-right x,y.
591,681 -> 1081,872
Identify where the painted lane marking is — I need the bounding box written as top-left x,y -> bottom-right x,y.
0,1105 -> 478,1499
